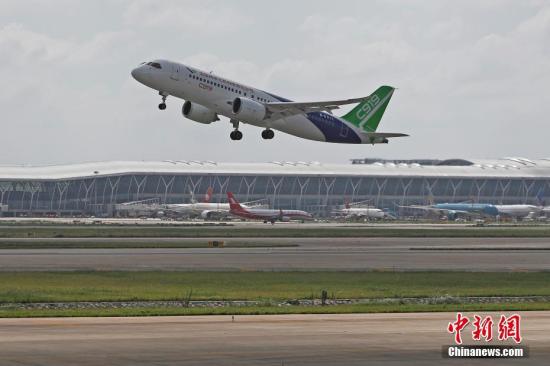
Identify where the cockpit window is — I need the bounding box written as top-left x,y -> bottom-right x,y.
146,62 -> 162,69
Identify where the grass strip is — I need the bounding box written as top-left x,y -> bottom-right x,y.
1,271 -> 549,303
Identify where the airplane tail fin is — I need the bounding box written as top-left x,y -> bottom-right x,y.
203,187 -> 214,203
341,85 -> 395,132
227,192 -> 243,211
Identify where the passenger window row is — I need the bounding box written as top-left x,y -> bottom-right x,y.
187,74 -> 271,103
188,74 -> 247,96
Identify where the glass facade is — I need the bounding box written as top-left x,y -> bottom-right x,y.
1,170 -> 549,216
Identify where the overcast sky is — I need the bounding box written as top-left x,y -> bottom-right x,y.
1,0 -> 549,165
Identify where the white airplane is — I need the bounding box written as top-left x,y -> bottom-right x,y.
162,187 -> 226,219
131,60 -> 408,143
332,200 -> 388,220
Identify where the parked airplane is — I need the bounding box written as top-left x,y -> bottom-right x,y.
164,188 -> 269,219
163,187 -> 227,219
131,60 -> 408,143
402,202 -> 499,220
227,192 -> 312,224
404,201 -> 544,220
332,200 -> 388,220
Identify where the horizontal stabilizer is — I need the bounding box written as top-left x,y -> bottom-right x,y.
362,132 -> 409,138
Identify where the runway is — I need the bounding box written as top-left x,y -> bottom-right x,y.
1,237 -> 550,271
0,312 -> 547,365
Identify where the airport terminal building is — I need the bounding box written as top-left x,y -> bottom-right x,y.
0,157 -> 549,217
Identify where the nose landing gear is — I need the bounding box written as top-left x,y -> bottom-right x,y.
158,92 -> 168,110
261,129 -> 274,140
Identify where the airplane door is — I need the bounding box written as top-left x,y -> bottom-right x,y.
170,64 -> 180,81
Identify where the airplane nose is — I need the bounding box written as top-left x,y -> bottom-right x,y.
131,67 -> 140,80
131,66 -> 148,83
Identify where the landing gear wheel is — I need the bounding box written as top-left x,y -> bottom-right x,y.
158,92 -> 167,110
261,129 -> 274,139
230,130 -> 243,141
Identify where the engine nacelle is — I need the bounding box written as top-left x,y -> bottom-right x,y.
182,101 -> 219,124
232,97 -> 267,123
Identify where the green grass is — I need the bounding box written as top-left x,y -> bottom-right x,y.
2,225 -> 550,238
1,302 -> 550,318
1,271 -> 550,303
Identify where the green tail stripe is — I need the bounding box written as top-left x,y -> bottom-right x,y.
341,86 -> 395,132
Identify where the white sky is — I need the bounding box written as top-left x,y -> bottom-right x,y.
1,0 -> 549,165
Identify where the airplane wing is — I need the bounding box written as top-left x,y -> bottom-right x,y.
265,97 -> 369,117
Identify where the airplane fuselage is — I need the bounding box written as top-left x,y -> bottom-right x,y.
494,204 -> 541,218
231,207 -> 313,222
335,207 -> 386,219
166,202 -> 229,214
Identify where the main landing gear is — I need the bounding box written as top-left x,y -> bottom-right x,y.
230,119 -> 242,141
230,130 -> 243,140
261,129 -> 274,140
158,92 -> 168,110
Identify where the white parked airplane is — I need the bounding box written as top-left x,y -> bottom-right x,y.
332,200 -> 388,220
131,60 -> 408,143
162,187 -> 224,219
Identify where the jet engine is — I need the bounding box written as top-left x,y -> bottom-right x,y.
182,101 -> 219,124
201,210 -> 213,220
232,97 -> 267,123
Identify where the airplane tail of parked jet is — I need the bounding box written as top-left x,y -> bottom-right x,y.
227,192 -> 244,212
203,187 -> 213,203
